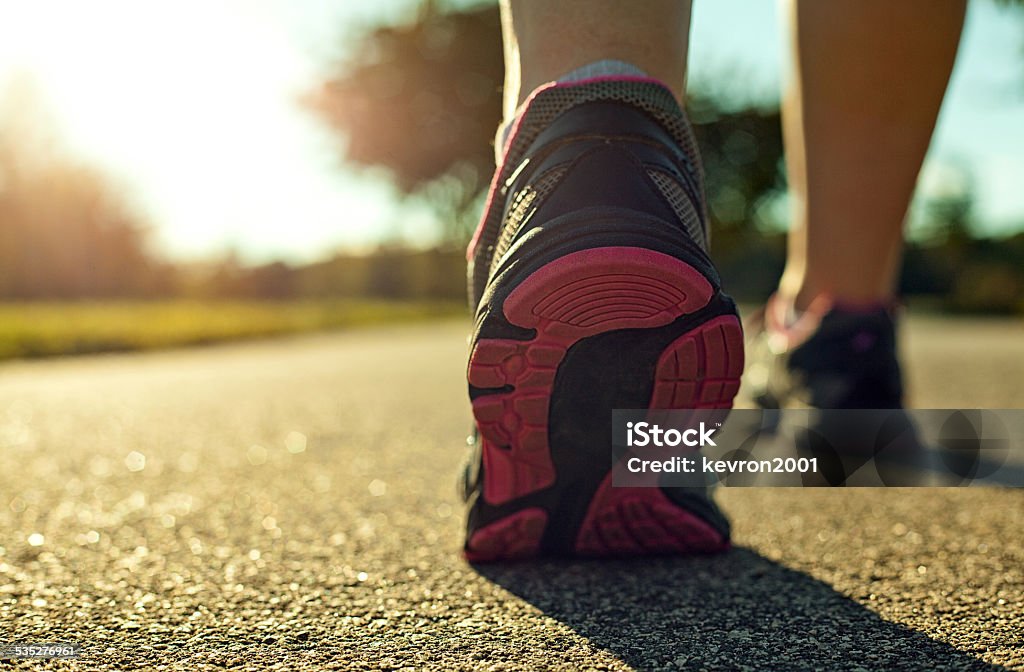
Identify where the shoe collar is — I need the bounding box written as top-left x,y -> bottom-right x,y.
764,293 -> 898,354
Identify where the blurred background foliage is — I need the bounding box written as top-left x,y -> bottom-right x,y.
306,2 -> 502,242
1,0 -> 1022,326
0,78 -> 175,299
306,1 -> 1024,313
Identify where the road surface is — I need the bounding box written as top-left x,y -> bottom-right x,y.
0,315 -> 1022,670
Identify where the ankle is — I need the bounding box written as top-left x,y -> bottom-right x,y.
498,60 -> 651,155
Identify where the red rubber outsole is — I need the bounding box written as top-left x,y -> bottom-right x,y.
465,247 -> 743,562
574,474 -> 730,556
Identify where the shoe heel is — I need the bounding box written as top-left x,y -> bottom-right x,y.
466,246 -> 742,561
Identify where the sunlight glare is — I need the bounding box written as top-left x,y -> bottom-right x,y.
0,0 -> 410,261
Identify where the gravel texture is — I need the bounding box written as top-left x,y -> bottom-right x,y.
0,317 -> 1021,671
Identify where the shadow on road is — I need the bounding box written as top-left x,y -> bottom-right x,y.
474,547 -> 1005,671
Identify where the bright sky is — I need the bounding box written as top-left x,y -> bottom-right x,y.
0,0 -> 1022,263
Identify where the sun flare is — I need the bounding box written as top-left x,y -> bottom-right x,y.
0,0 -> 405,261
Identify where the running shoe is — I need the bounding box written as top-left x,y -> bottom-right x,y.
744,294 -> 904,410
461,78 -> 743,561
744,294 -> 911,485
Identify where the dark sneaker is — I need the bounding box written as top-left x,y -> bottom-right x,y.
744,294 -> 912,486
744,294 -> 904,410
461,78 -> 743,561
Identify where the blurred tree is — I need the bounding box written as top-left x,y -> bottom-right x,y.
306,2 -> 502,241
688,97 -> 785,233
0,78 -> 172,299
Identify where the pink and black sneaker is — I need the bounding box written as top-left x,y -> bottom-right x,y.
744,294 -> 905,411
461,79 -> 744,562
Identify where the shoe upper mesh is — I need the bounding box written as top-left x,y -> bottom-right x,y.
647,167 -> 707,251
470,79 -> 710,308
489,165 -> 569,276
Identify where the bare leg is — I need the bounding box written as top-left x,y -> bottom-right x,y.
499,0 -> 692,121
779,0 -> 966,309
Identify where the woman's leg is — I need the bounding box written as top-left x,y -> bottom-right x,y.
779,0 -> 966,309
499,0 -> 692,120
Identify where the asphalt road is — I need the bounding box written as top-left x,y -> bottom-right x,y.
0,315 -> 1022,671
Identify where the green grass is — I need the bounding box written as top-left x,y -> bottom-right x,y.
0,300 -> 467,361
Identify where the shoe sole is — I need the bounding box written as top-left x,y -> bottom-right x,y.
465,247 -> 743,561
